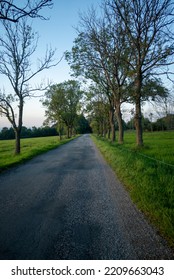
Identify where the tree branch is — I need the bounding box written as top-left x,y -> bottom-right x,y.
0,0 -> 53,22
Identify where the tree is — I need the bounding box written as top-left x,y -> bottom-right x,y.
107,0 -> 174,145
86,89 -> 111,137
0,19 -> 57,154
85,81 -> 116,141
74,114 -> 92,134
0,0 -> 53,22
66,6 -> 132,144
152,92 -> 174,120
43,80 -> 83,139
0,126 -> 15,139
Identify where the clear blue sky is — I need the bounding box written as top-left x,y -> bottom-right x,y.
0,0 -> 101,128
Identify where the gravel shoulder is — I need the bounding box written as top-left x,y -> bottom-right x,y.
0,134 -> 173,259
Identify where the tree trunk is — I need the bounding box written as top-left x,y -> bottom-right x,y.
14,99 -> 23,154
134,72 -> 143,146
115,102 -> 124,144
135,99 -> 143,146
67,127 -> 70,138
109,106 -> 116,142
108,128 -> 111,139
15,129 -> 21,155
70,126 -> 73,138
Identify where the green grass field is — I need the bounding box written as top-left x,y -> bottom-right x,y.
0,136 -> 77,172
92,131 -> 174,247
122,130 -> 174,165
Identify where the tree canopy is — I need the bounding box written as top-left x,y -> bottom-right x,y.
66,0 -> 174,146
43,80 -> 84,138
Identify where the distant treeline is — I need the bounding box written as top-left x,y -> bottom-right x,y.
0,114 -> 92,140
0,126 -> 58,140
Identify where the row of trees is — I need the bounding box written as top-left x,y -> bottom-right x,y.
0,112 -> 92,140
85,83 -> 174,137
66,0 -> 174,146
0,126 -> 57,140
0,0 -> 56,154
42,80 -> 92,138
1,0 -> 174,154
85,89 -> 174,137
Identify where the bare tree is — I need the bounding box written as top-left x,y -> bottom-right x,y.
107,0 -> 174,146
0,19 -> 57,154
0,0 -> 53,22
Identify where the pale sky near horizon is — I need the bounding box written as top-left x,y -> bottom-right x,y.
0,0 -> 101,128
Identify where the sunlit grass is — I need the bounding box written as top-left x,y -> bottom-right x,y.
0,136 -> 78,171
123,130 -> 174,165
92,131 -> 174,247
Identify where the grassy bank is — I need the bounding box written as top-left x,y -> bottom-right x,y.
0,136 -> 78,172
91,131 -> 174,246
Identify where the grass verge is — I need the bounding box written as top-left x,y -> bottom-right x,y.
0,135 -> 78,172
91,131 -> 174,247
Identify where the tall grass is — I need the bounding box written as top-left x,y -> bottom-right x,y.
92,131 -> 174,246
0,136 -> 77,172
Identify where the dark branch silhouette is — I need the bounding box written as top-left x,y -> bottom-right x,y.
0,0 -> 53,22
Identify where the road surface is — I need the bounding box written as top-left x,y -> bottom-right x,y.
0,134 -> 173,259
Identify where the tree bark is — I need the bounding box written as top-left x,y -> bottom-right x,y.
67,127 -> 70,138
14,129 -> 21,155
134,71 -> 143,146
135,100 -> 143,146
70,126 -> 73,138
109,106 -> 116,142
14,99 -> 23,154
108,128 -> 111,139
115,101 -> 124,144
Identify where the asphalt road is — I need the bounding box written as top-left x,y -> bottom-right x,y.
0,134 -> 173,260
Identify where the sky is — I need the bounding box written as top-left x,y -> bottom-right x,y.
0,0 -> 101,128
0,0 -> 173,129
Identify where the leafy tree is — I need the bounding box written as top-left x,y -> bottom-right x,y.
0,127 -> 15,139
85,89 -> 111,137
43,80 -> 83,138
84,82 -> 116,141
74,114 -> 92,134
0,19 -> 57,154
107,0 -> 174,146
66,7 -> 130,143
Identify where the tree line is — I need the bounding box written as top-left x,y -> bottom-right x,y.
1,0 -> 174,154
1,105 -> 172,141
0,112 -> 92,140
42,80 -> 92,139
65,0 -> 174,146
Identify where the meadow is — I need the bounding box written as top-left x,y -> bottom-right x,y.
0,136 -> 77,172
92,131 -> 174,247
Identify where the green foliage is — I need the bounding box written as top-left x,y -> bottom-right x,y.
74,114 -> 92,134
0,126 -> 58,140
0,135 -> 78,172
43,80 -> 83,138
92,131 -> 174,246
